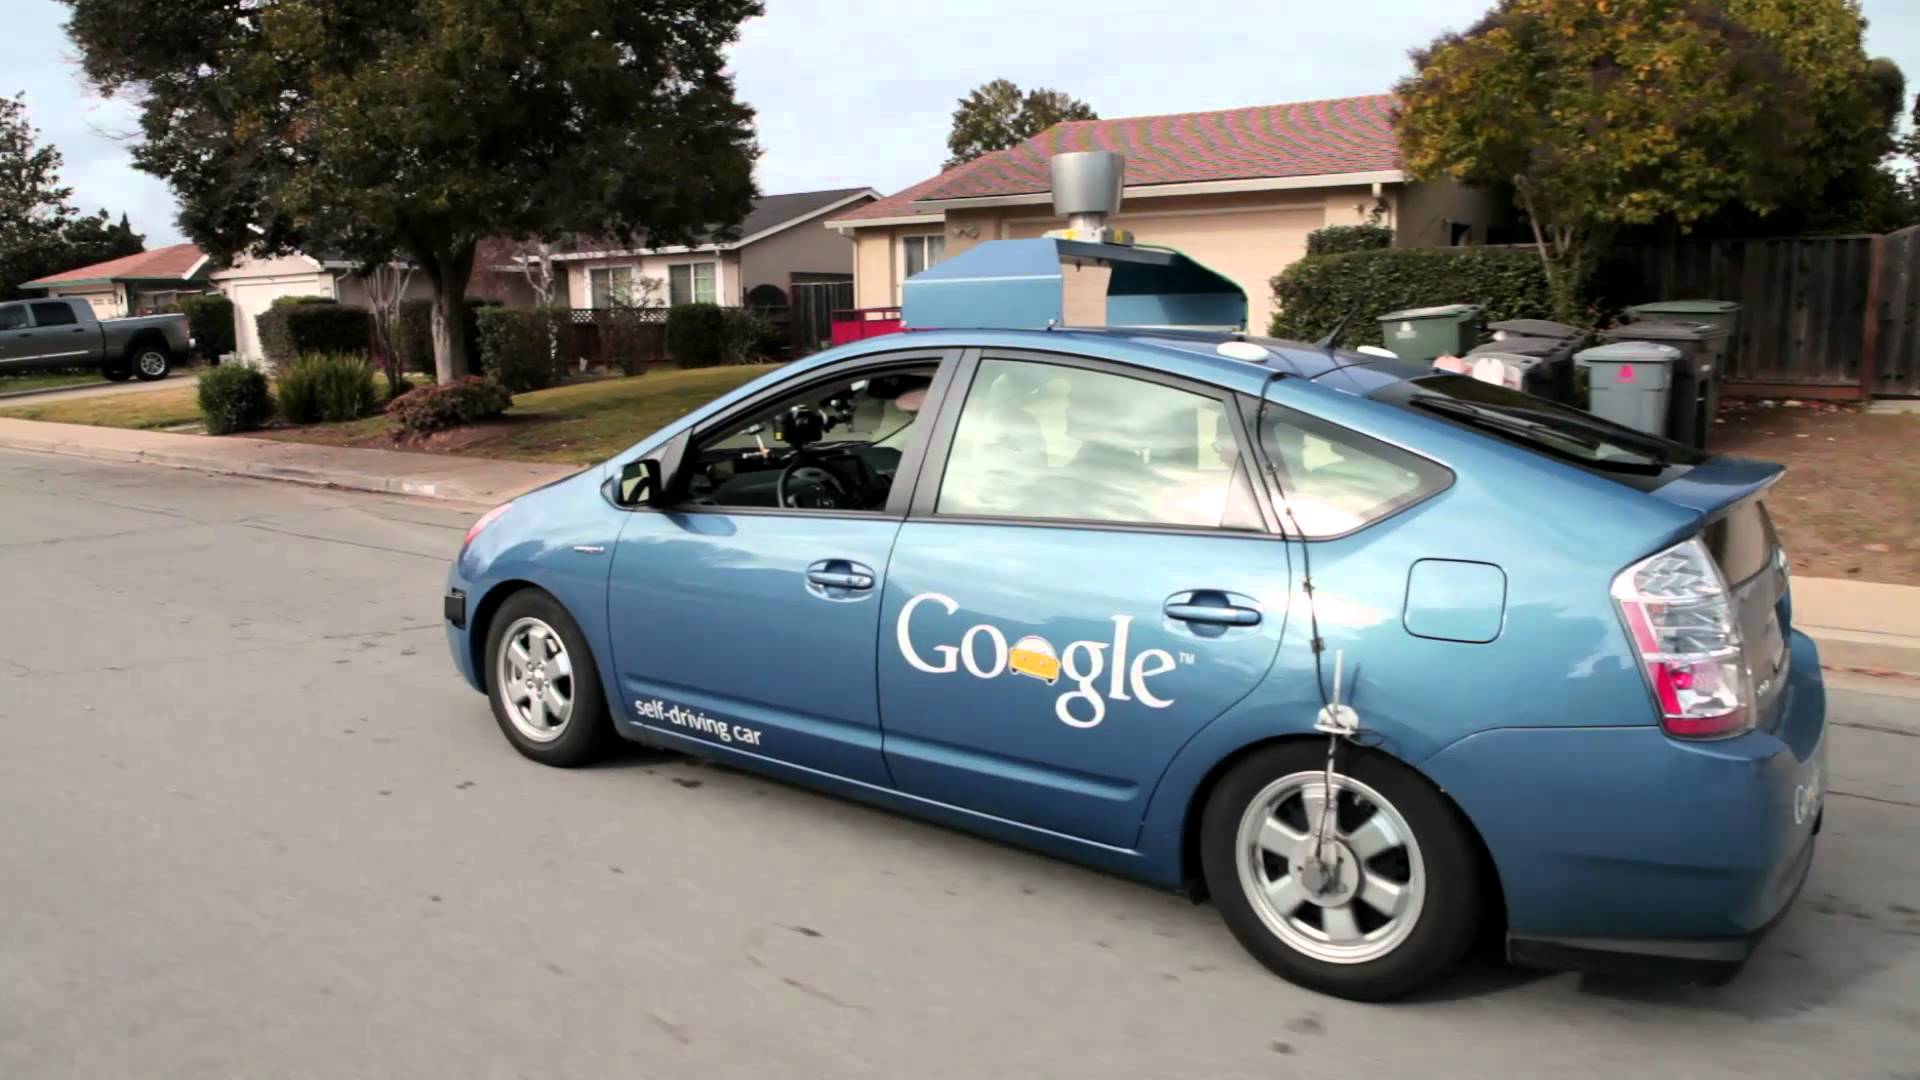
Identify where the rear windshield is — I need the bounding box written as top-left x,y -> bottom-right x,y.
1706,497 -> 1780,585
1370,374 -> 1707,490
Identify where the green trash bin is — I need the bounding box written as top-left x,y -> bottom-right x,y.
1377,303 -> 1482,364
1576,342 -> 1681,438
1597,319 -> 1727,449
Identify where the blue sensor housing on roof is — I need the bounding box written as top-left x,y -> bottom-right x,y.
900,238 -> 1248,332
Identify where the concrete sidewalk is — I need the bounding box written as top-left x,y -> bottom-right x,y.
0,417 -> 578,509
1791,576 -> 1920,677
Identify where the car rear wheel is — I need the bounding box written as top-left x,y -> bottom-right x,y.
1200,743 -> 1482,1001
485,590 -> 615,767
131,345 -> 172,381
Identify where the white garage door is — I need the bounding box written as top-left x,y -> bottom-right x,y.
224,274 -> 333,365
1009,207 -> 1320,330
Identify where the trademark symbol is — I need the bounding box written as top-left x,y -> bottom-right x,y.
1179,652 -> 1197,665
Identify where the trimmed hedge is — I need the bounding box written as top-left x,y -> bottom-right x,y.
397,297 -> 499,374
197,364 -> 274,435
1305,224 -> 1394,257
256,301 -> 370,367
385,375 -> 513,435
476,306 -> 569,392
276,353 -> 380,424
666,303 -> 727,368
1268,247 -> 1553,348
176,294 -> 236,360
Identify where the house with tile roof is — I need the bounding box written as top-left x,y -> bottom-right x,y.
20,243 -> 212,320
824,94 -> 1505,328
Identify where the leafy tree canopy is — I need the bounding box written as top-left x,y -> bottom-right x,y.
0,95 -> 145,300
60,0 -> 763,380
1397,0 -> 1901,314
946,79 -> 1097,168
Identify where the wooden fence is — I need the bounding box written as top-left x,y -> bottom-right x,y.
567,307 -> 667,370
1607,227 -> 1920,398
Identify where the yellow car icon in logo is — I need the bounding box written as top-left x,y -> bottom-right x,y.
1009,635 -> 1061,685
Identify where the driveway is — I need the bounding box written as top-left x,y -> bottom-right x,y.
1,449 -> 1916,1079
0,368 -> 202,404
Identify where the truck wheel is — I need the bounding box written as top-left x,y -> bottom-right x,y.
1200,743 -> 1483,1001
131,345 -> 172,381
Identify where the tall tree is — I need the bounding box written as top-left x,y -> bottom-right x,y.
61,0 -> 763,383
946,79 -> 1097,168
0,93 -> 77,300
61,210 -> 145,266
1397,0 -> 1899,317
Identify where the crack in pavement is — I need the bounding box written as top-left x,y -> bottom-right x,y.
9,621 -> 447,678
1831,789 -> 1920,811
237,522 -> 452,562
0,521 -> 205,550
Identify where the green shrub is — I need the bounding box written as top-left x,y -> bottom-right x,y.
476,306 -> 569,392
256,301 -> 371,367
601,309 -> 664,375
719,307 -> 776,364
276,353 -> 380,424
666,303 -> 727,367
385,376 -> 513,435
197,364 -> 274,435
1268,247 -> 1553,347
396,297 -> 500,374
1305,224 -> 1394,257
177,294 -> 236,360
270,294 -> 337,308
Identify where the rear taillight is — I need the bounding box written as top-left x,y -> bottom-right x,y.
463,503 -> 512,551
1611,537 -> 1752,739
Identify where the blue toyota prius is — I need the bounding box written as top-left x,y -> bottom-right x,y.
442,170 -> 1824,1001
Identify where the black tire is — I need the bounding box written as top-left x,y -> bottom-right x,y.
483,589 -> 617,767
130,342 -> 173,381
102,365 -> 133,382
1200,742 -> 1483,1001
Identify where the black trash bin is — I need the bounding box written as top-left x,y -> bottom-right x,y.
1465,336 -> 1578,403
1487,318 -> 1588,347
1596,319 -> 1728,449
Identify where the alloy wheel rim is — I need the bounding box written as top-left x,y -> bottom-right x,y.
497,616 -> 575,743
1234,771 -> 1426,965
138,351 -> 167,376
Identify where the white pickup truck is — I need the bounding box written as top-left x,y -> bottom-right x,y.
0,297 -> 193,381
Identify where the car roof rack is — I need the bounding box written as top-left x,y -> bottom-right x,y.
899,151 -> 1248,334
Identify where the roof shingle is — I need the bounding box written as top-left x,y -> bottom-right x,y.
22,243 -> 208,287
831,94 -> 1398,224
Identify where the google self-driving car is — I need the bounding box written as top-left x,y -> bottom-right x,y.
442,153 -> 1824,1001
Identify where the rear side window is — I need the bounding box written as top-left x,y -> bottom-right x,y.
29,302 -> 78,327
1259,406 -> 1449,537
0,306 -> 26,331
937,357 -> 1265,531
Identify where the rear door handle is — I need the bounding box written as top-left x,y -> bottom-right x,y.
806,560 -> 874,591
1164,593 -> 1261,626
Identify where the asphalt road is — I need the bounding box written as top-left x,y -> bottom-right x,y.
2,449 -> 1917,1080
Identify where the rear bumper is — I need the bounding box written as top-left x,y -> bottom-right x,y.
1507,806 -> 1818,982
1422,630 -> 1827,968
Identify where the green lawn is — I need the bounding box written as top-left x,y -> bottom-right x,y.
0,370 -> 108,396
0,364 -> 776,463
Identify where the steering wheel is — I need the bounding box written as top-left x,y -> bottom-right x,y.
777,459 -> 850,509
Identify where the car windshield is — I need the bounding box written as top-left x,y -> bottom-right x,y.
1371,374 -> 1706,486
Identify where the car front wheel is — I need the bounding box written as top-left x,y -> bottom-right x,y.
1201,743 -> 1483,1001
484,589 -> 615,767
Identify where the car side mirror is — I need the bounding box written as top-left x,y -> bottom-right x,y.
609,459 -> 664,507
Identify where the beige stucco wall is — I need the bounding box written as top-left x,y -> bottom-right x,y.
47,283 -> 123,319
736,217 -> 859,307
564,251 -> 742,308
331,270 -> 437,310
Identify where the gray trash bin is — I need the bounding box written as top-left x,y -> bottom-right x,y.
1576,342 -> 1680,437
1377,304 -> 1482,364
1596,319 -> 1726,448
1625,299 -> 1742,342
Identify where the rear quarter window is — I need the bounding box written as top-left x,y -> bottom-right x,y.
1258,404 -> 1450,537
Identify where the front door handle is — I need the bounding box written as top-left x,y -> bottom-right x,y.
805,559 -> 875,592
1164,594 -> 1261,626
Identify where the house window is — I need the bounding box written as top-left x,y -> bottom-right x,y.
902,234 -> 946,278
590,266 -> 636,308
669,262 -> 717,306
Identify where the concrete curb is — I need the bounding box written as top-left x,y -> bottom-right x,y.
0,418 -> 580,510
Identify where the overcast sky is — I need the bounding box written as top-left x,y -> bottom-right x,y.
5,0 -> 1917,248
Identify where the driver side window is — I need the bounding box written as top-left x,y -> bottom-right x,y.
681,364 -> 938,512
